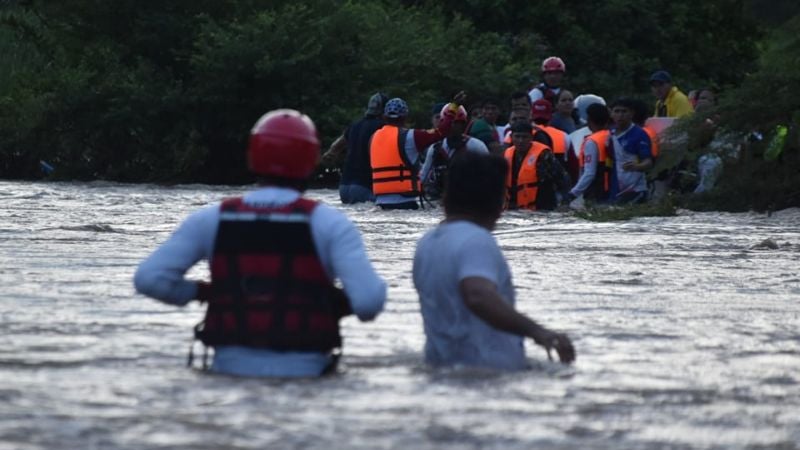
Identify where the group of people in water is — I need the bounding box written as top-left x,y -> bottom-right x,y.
322,56 -> 706,211
132,57 -> 713,378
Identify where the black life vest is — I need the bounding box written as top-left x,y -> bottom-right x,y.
194,197 -> 351,352
424,136 -> 468,199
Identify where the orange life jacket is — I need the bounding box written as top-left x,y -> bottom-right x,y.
535,125 -> 568,159
578,130 -> 613,201
643,125 -> 660,158
503,142 -> 550,210
370,125 -> 419,197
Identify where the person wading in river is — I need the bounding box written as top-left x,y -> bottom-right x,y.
134,109 -> 387,377
412,151 -> 575,370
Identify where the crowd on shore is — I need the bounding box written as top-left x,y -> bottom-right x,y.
322,56 -> 723,211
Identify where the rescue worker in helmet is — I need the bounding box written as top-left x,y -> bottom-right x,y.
370,91 -> 467,210
134,109 -> 387,378
419,104 -> 489,201
528,56 -> 566,107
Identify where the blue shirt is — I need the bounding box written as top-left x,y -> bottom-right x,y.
611,124 -> 652,195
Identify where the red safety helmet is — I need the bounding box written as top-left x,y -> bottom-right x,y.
541,56 -> 566,73
440,103 -> 469,122
247,109 -> 320,179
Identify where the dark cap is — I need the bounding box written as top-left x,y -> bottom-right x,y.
649,70 -> 672,84
366,92 -> 388,116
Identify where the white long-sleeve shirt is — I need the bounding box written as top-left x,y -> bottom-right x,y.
570,138 -> 599,197
134,186 -> 386,377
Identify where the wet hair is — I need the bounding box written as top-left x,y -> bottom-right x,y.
444,152 -> 508,218
586,103 -> 610,127
482,97 -> 500,108
610,97 -> 637,111
510,91 -> 531,105
696,87 -> 717,103
510,122 -> 533,134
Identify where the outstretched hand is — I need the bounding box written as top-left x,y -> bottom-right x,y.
452,91 -> 467,105
540,331 -> 576,364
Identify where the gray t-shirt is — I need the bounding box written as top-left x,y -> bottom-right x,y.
413,221 -> 526,370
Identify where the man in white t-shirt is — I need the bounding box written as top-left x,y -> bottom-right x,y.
413,152 -> 575,370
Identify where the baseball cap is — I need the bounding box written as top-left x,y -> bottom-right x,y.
365,92 -> 388,116
649,70 -> 672,85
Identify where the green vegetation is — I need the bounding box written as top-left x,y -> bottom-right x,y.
0,1 -> 798,212
574,197 -> 678,222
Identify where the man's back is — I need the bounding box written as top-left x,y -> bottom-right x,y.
413,221 -> 526,370
342,116 -> 384,186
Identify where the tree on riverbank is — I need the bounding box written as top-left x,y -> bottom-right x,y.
0,0 -> 796,211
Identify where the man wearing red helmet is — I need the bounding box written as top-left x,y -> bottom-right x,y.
134,109 -> 387,378
370,91 -> 466,210
528,56 -> 566,108
419,104 -> 489,200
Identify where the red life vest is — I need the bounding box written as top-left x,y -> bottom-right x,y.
194,197 -> 351,352
535,83 -> 560,107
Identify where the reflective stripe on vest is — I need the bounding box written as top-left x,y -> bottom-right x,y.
578,130 -> 612,197
195,197 -> 350,352
369,125 -> 418,196
504,142 -> 549,210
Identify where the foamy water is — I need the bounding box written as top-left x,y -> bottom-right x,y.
1,181 -> 798,449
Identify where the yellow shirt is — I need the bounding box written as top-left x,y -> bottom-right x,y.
655,86 -> 693,118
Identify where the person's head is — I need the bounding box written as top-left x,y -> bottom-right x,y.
541,56 -> 566,88
586,102 -> 610,131
574,94 -> 606,124
510,91 -> 531,111
649,70 -> 673,100
530,99 -> 553,125
469,104 -> 482,121
556,89 -> 575,115
510,121 -> 534,150
630,98 -> 650,126
383,97 -> 409,125
444,104 -> 469,137
610,97 -> 636,129
248,109 -> 319,191
431,102 -> 447,128
365,92 -> 389,118
508,107 -> 531,127
481,98 -> 500,124
443,151 -> 508,225
694,88 -> 717,111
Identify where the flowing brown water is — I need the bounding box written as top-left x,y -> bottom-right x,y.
1,181 -> 798,449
